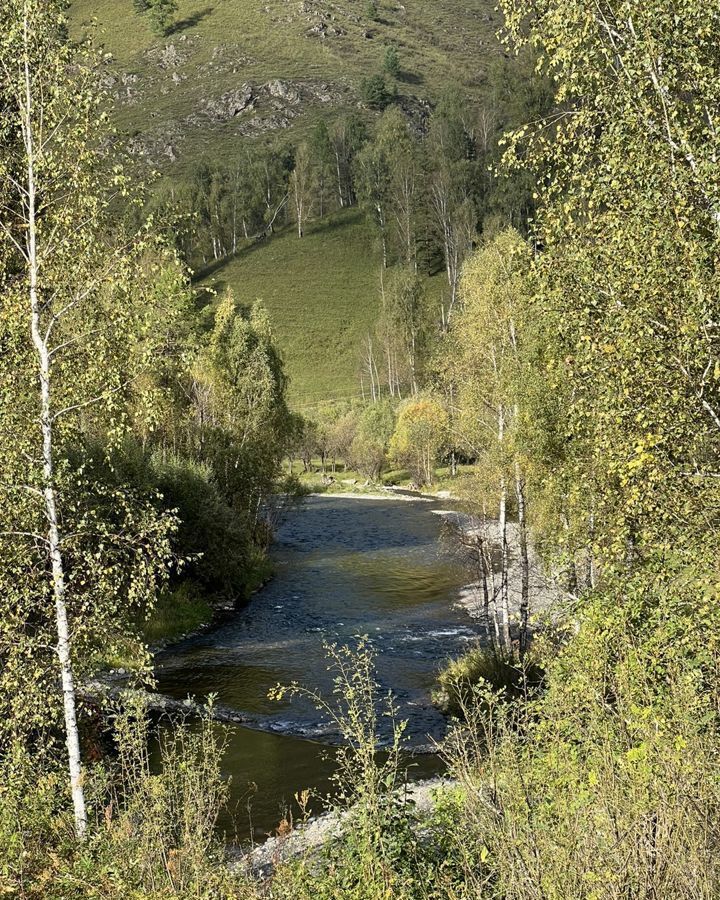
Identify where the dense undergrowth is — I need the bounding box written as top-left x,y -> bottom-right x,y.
5,581 -> 720,900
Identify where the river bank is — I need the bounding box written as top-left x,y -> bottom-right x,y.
152,493 -> 476,841
236,776 -> 458,880
431,508 -> 559,628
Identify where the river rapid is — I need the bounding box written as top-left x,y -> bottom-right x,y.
154,494 -> 479,842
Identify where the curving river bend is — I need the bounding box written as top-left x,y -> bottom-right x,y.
155,494 -> 478,841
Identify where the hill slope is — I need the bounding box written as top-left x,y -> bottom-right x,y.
68,0 -> 498,406
69,0 -> 499,172
200,208 -> 442,406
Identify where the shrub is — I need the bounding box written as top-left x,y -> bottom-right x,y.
0,698 -> 248,899
360,74 -> 394,110
269,640 -> 422,898
439,569 -> 720,898
433,645 -> 543,717
148,450 -> 251,596
383,45 -> 400,77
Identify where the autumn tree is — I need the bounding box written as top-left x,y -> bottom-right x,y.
500,0 -> 720,574
389,396 -> 448,487
0,0 -> 176,836
350,400 -> 396,480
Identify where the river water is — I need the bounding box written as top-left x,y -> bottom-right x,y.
154,494 -> 478,841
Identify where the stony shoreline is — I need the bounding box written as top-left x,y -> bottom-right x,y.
431,508 -> 560,626
234,776 -> 458,880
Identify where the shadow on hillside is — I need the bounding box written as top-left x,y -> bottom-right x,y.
306,210 -> 364,237
191,211 -> 365,283
191,233 -> 275,282
167,6 -> 214,34
398,70 -> 423,86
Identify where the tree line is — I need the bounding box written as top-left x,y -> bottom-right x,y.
152,54 -> 547,290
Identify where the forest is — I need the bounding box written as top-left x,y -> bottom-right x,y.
2,0 -> 720,897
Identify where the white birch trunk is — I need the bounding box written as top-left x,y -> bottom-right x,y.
498,405 -> 511,654
21,29 -> 87,838
514,456 -> 530,658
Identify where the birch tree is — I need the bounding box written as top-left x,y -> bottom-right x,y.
0,0 -> 174,837
291,141 -> 314,238
450,231 -> 533,656
428,90 -> 479,321
500,0 -> 720,572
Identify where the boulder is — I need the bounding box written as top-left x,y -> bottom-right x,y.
204,83 -> 255,121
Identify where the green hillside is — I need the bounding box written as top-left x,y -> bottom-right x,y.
199,208 -> 444,406
67,0 -> 499,408
69,0 -> 499,173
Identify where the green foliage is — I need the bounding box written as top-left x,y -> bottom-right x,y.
142,581 -> 212,644
438,567 -> 720,898
0,0 -> 176,766
389,396 -> 449,486
349,399 -> 396,480
433,646 -> 542,718
147,451 -> 252,595
133,0 -> 178,35
497,0 -> 720,571
270,640 -> 423,899
383,44 -> 400,77
0,699 -> 243,899
359,74 -> 394,110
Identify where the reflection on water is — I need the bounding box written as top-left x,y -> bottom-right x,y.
155,495 -> 475,841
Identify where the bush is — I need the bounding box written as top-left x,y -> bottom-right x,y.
269,640 -> 422,898
433,646 -> 543,717
360,74 -> 394,110
148,450 -> 251,596
438,569 -> 720,898
0,698 -> 247,899
383,45 -> 400,77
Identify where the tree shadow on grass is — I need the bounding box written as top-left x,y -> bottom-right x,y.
398,70 -> 423,86
167,6 -> 214,35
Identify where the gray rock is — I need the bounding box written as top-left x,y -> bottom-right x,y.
266,79 -> 301,104
204,83 -> 256,122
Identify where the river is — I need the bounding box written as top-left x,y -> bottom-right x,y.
154,494 -> 478,842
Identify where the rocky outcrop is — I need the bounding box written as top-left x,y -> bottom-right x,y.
145,40 -> 190,69
203,83 -> 256,122
202,78 -> 339,124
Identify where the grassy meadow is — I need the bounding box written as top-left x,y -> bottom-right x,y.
198,208 -> 446,405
